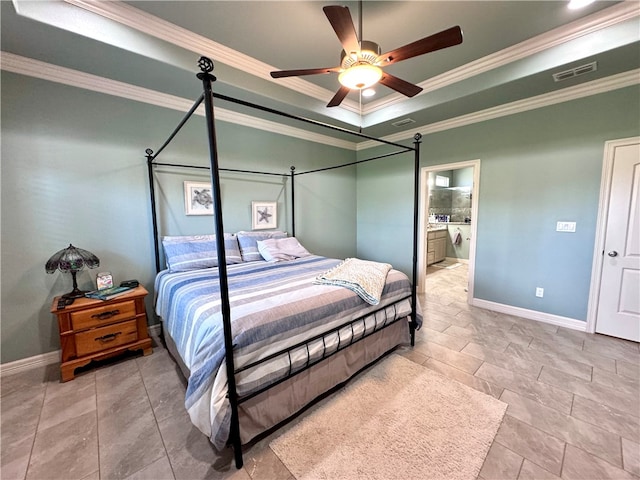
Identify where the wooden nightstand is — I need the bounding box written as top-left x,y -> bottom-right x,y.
51,285 -> 153,382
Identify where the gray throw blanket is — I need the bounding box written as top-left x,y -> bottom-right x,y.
315,257 -> 392,305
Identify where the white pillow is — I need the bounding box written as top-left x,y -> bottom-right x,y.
236,230 -> 287,262
257,237 -> 311,262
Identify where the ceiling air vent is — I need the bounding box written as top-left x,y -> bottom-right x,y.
552,61 -> 597,82
391,118 -> 415,128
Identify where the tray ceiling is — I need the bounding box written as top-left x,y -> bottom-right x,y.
2,0 -> 638,145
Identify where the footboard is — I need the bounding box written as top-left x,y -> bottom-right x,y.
162,312 -> 411,446
235,298 -> 410,402
236,316 -> 409,445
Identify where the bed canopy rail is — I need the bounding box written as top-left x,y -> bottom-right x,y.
145,154 -> 288,273
145,56 -> 421,469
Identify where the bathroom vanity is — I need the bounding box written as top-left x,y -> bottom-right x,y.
427,227 -> 448,265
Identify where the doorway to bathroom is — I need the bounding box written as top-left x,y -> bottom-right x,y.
418,160 -> 480,303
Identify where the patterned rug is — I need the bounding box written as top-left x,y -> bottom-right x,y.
270,353 -> 506,480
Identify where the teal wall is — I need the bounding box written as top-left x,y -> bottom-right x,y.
1,72 -> 356,364
357,85 -> 640,321
453,167 -> 473,188
3,69 -> 639,365
356,147 -> 416,273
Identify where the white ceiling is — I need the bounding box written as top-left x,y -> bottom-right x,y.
2,0 -> 639,144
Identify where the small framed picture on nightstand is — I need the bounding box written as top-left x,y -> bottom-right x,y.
96,272 -> 113,290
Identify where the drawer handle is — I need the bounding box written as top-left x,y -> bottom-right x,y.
95,332 -> 122,342
91,309 -> 120,320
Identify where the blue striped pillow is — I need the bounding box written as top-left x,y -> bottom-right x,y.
236,230 -> 287,262
162,234 -> 242,272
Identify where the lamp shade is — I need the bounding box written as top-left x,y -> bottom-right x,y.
46,244 -> 100,298
46,244 -> 100,273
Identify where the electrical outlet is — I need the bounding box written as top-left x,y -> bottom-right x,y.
536,287 -> 544,298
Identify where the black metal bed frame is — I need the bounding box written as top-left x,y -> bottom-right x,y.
145,57 -> 422,469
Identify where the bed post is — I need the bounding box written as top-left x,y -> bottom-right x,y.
410,133 -> 422,347
290,166 -> 296,237
146,149 -> 162,273
196,57 -> 244,469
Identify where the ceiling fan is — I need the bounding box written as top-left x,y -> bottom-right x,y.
270,4 -> 463,108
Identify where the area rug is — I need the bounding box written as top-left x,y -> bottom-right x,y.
270,353 -> 506,480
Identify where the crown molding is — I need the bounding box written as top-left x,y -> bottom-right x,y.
357,68 -> 640,150
426,1 -> 639,87
62,0 -> 637,119
363,1 -> 640,114
63,0 -> 361,114
0,52 -> 357,151
3,52 -> 636,152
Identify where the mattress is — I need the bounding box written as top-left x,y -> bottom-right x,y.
155,255 -> 420,449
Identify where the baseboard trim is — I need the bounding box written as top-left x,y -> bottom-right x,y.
0,323 -> 163,377
148,323 -> 161,336
0,350 -> 60,377
471,298 -> 587,331
445,257 -> 469,264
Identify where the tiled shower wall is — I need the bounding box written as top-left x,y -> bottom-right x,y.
429,187 -> 472,222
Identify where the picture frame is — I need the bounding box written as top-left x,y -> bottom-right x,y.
252,201 -> 277,230
184,181 -> 214,216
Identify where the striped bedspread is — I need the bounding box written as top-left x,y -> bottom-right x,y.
154,255 -> 420,449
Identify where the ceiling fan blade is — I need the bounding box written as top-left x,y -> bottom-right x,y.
323,5 -> 360,57
377,26 -> 463,66
379,73 -> 423,97
327,86 -> 351,108
270,67 -> 340,78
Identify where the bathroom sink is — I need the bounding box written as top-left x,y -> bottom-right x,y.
427,224 -> 448,231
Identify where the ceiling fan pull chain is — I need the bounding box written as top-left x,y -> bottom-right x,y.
359,89 -> 363,132
358,0 -> 363,48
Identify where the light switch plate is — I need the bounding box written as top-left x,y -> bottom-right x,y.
556,221 -> 576,232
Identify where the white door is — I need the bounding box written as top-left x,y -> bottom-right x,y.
596,140 -> 640,342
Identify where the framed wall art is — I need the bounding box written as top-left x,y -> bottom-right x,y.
184,181 -> 214,215
252,201 -> 277,230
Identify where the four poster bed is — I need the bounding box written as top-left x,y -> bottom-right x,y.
146,57 -> 422,468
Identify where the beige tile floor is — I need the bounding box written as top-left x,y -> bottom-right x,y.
1,263 -> 638,479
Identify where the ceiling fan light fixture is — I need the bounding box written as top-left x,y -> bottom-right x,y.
270,6 -> 463,108
341,40 -> 382,69
339,63 -> 383,90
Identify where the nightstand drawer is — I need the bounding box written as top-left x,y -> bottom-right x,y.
75,319 -> 138,357
52,285 -> 152,381
71,300 -> 136,330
